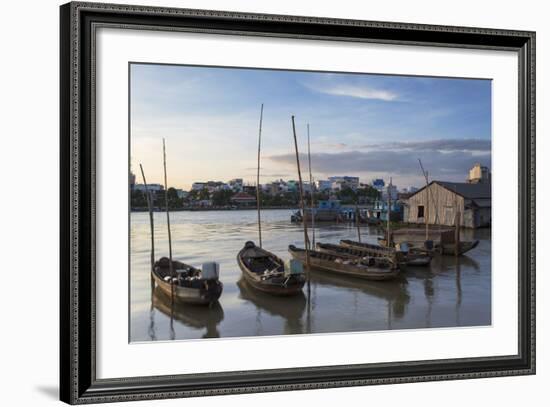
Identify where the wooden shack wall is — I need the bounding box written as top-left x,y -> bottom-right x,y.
405,183 -> 465,227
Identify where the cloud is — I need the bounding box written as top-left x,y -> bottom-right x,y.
305,82 -> 399,101
266,142 -> 491,183
363,138 -> 491,153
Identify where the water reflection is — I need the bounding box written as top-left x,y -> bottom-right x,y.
131,209 -> 491,341
151,286 -> 225,339
237,278 -> 306,335
309,270 -> 410,320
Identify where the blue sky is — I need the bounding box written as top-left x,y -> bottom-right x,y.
130,63 -> 491,190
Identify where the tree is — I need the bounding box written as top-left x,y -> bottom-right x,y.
167,187 -> 183,209
198,188 -> 210,201
212,189 -> 234,206
130,190 -> 147,209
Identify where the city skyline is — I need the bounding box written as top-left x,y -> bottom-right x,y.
131,63 -> 492,190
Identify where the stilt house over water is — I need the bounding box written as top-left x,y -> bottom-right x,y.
403,181 -> 491,228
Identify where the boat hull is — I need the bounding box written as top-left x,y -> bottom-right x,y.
339,239 -> 431,267
151,264 -> 223,305
289,246 -> 400,281
439,240 -> 480,255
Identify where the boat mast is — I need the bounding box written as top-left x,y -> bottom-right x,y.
162,139 -> 175,303
387,177 -> 392,246
291,116 -> 311,294
256,104 -> 264,248
355,202 -> 362,243
139,164 -> 155,273
454,186 -> 461,256
418,159 -> 430,241
307,123 -> 316,248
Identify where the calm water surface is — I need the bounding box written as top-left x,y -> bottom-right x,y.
130,209 -> 491,341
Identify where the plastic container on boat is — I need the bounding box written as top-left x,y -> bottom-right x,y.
286,259 -> 304,275
397,242 -> 409,253
202,262 -> 220,280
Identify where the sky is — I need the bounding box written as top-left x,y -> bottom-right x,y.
130,63 -> 491,190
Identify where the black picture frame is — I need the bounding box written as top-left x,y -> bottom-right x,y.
60,1 -> 536,404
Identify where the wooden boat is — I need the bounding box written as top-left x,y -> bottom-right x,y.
339,239 -> 432,267
316,242 -> 401,266
151,257 -> 223,305
336,240 -> 401,261
237,241 -> 305,296
438,240 -> 479,255
288,245 -> 400,281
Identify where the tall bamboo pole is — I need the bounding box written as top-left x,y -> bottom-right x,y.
162,139 -> 174,305
418,159 -> 430,241
355,202 -> 362,243
291,116 -> 311,294
454,188 -> 461,256
256,104 -> 264,248
307,123 -> 316,248
418,159 -> 441,228
139,164 -> 155,274
387,177 -> 392,246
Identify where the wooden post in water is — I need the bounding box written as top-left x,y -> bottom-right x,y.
256,103 -> 264,248
454,191 -> 461,256
418,159 -> 430,242
355,202 -> 362,243
424,170 -> 429,241
162,139 -> 175,304
291,116 -> 311,294
139,164 -> 155,272
307,123 -> 316,248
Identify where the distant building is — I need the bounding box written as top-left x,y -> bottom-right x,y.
371,179 -> 385,192
467,163 -> 491,184
134,183 -> 164,193
228,178 -> 243,192
286,180 -> 298,192
129,171 -> 136,190
328,176 -> 359,190
368,200 -> 403,222
316,180 -> 332,191
265,180 -> 284,195
230,192 -> 256,206
403,181 -> 491,228
382,183 -> 399,201
191,182 -> 207,191
191,181 -> 227,192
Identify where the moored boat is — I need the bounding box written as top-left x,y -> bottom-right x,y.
316,241 -> 400,266
237,241 -> 305,296
152,257 -> 223,305
288,245 -> 400,281
339,239 -> 432,267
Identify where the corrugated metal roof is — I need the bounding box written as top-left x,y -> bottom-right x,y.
435,181 -> 491,199
471,198 -> 492,207
407,180 -> 492,200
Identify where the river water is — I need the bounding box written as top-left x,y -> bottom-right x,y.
130,209 -> 491,342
